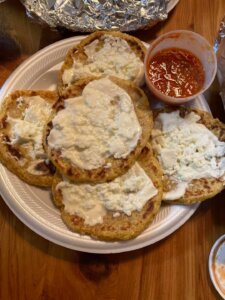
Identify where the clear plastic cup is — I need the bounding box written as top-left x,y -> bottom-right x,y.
144,30 -> 217,105
209,234 -> 225,299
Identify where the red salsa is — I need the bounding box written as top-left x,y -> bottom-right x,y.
148,48 -> 205,98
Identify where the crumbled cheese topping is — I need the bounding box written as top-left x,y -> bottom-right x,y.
7,96 -> 52,160
152,111 -> 225,200
62,35 -> 144,86
16,96 -> 24,108
57,163 -> 158,226
47,78 -> 142,170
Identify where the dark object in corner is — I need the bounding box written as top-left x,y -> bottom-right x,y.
0,30 -> 21,61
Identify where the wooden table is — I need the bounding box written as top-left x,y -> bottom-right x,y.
1,0 -> 225,299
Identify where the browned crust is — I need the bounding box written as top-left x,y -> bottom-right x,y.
151,107 -> 225,204
0,90 -> 58,187
58,31 -> 146,96
52,145 -> 163,241
44,76 -> 153,183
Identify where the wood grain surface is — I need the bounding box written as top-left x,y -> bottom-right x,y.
1,0 -> 225,299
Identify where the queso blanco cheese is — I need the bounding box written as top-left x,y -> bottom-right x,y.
57,163 -> 158,226
47,78 -> 142,170
152,111 -> 225,200
62,35 -> 144,86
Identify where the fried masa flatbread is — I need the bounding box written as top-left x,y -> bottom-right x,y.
58,30 -> 146,96
52,146 -> 163,241
0,90 -> 58,187
151,107 -> 225,204
44,76 -> 153,183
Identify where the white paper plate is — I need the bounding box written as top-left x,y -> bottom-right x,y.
0,36 -> 209,253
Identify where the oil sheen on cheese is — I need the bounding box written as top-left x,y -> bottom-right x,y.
62,35 -> 144,86
152,111 -> 225,200
57,163 -> 158,226
7,96 -> 52,161
47,78 -> 142,170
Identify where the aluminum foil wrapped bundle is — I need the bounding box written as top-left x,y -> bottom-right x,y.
21,0 -> 170,32
215,16 -> 225,109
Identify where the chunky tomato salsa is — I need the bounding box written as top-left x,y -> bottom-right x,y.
147,48 -> 205,98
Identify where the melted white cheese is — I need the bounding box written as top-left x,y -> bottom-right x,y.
47,78 -> 142,170
7,96 -> 52,160
57,163 -> 158,226
62,35 -> 144,86
163,182 -> 188,201
152,111 -> 225,200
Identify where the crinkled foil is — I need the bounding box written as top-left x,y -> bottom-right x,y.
215,16 -> 225,109
20,0 -> 169,32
